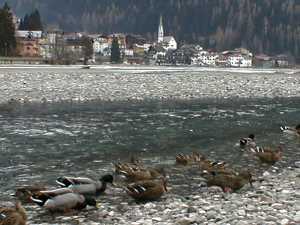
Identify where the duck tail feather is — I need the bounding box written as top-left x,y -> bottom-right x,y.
55,179 -> 67,187
30,196 -> 44,205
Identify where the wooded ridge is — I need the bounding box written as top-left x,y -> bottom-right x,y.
2,0 -> 300,57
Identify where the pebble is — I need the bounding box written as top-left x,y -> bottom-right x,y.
280,218 -> 289,225
237,209 -> 246,216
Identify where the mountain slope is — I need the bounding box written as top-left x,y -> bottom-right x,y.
2,0 -> 300,58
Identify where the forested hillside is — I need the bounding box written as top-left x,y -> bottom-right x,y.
2,0 -> 300,57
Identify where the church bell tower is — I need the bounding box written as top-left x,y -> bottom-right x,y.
158,15 -> 164,43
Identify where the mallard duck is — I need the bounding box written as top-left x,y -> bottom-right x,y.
175,152 -> 205,166
280,124 -> 300,136
15,185 -> 46,203
126,179 -> 167,201
117,165 -> 165,182
115,156 -> 144,174
114,163 -> 142,175
240,134 -> 256,148
250,146 -> 283,164
30,192 -> 99,213
37,188 -> 74,198
56,174 -> 114,196
0,202 -> 27,225
205,170 -> 253,192
199,159 -> 229,173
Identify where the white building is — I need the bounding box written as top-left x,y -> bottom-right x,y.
157,15 -> 177,50
227,54 -> 252,67
162,36 -> 177,51
191,49 -> 218,66
16,30 -> 43,39
124,49 -> 134,57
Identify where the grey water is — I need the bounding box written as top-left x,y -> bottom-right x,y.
0,97 -> 299,201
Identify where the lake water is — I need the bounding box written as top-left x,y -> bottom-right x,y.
0,97 -> 299,199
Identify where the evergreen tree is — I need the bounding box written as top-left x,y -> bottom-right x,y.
28,9 -> 43,31
19,9 -> 43,31
0,2 -> 16,56
110,37 -> 121,63
82,36 -> 93,65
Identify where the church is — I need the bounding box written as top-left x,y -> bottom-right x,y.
157,15 -> 177,51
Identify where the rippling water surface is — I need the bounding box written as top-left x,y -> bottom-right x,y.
0,97 -> 300,200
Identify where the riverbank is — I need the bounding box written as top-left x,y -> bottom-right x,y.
0,67 -> 300,104
23,166 -> 300,225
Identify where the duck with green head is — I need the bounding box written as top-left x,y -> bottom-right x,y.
56,174 -> 114,196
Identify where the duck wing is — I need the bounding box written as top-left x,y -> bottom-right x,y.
44,193 -> 85,211
56,176 -> 96,187
69,184 -> 98,195
40,188 -> 73,197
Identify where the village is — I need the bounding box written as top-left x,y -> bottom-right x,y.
0,14 -> 295,68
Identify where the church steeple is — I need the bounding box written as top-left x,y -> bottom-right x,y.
158,15 -> 164,43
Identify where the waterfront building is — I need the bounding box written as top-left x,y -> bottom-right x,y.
156,15 -> 177,51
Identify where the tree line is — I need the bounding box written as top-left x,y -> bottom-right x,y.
1,0 -> 300,59
3,0 -> 299,59
0,2 -> 43,57
0,2 -> 16,56
19,9 -> 43,31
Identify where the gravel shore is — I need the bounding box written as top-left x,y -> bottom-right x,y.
0,67 -> 300,104
25,167 -> 300,225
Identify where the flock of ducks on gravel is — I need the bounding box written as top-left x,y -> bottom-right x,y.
0,124 -> 299,225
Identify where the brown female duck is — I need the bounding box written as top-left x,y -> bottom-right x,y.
0,202 -> 27,225
250,146 -> 283,164
117,165 -> 165,182
126,179 -> 167,201
115,156 -> 143,174
175,152 -> 204,166
15,185 -> 46,203
280,124 -> 300,136
198,159 -> 228,173
205,170 -> 253,192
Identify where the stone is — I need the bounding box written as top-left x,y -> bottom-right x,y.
206,210 -> 217,220
176,218 -> 194,225
294,214 -> 300,222
280,218 -> 289,225
237,209 -> 246,216
263,171 -> 271,177
271,203 -> 283,210
266,215 -> 277,221
246,205 -> 256,211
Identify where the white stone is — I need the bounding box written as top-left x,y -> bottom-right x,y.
280,219 -> 289,225
237,209 -> 246,216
